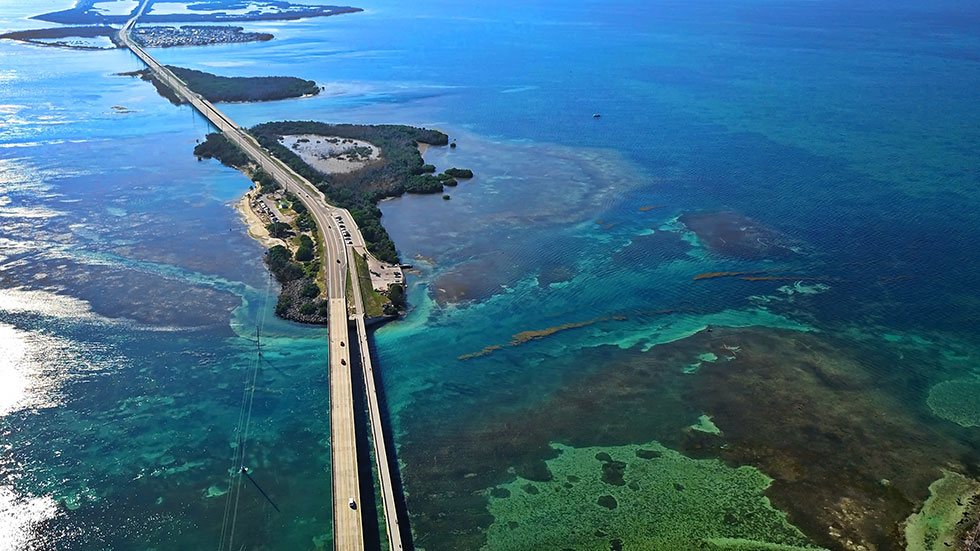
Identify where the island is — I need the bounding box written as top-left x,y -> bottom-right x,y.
130,25 -> 273,48
0,26 -> 121,50
122,66 -> 320,103
195,122 -> 471,323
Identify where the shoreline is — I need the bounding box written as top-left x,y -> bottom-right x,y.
233,190 -> 287,250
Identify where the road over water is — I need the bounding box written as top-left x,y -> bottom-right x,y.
119,4 -> 406,549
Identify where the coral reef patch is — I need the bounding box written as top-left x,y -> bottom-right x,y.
679,211 -> 803,259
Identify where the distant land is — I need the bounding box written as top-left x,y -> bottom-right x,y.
33,0 -> 361,25
132,25 -> 273,48
1,24 -> 274,50
0,26 -> 121,50
121,66 -> 320,103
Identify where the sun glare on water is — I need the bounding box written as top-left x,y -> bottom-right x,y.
0,323 -> 30,417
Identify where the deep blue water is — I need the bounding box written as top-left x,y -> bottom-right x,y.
2,0 -> 980,550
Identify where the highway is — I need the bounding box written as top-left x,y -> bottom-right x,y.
119,4 -> 405,550
348,247 -> 405,550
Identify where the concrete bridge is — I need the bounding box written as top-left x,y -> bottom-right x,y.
119,5 -> 405,550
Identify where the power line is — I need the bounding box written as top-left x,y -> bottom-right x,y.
218,275 -> 273,551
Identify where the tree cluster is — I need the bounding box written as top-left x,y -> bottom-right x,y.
266,222 -> 291,238
166,65 -> 320,103
266,245 -> 303,282
294,234 -> 315,261
252,169 -> 279,194
443,167 -> 474,178
265,243 -> 325,324
193,133 -> 248,168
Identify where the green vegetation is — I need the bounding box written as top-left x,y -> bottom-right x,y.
300,280 -> 320,298
387,283 -> 406,310
290,197 -> 308,214
405,174 -> 445,193
193,133 -> 248,168
165,65 -> 319,103
265,237 -> 325,324
265,194 -> 320,323
295,212 -> 315,231
275,294 -> 292,316
252,169 -> 279,193
266,222 -> 292,238
420,164 -> 436,173
443,167 -> 473,178
294,234 -> 314,262
124,69 -> 185,105
266,245 -> 303,282
353,251 -> 388,318
303,258 -> 321,280
249,121 -> 463,264
442,194 -> 451,200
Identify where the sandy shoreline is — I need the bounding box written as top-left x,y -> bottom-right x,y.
234,191 -> 287,250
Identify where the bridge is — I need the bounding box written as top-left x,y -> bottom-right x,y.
119,5 -> 405,551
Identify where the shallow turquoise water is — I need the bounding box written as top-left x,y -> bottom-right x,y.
0,20 -> 334,549
2,0 -> 980,549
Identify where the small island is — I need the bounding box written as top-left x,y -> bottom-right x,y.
443,168 -> 474,179
122,66 -> 319,103
194,122 -> 472,323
